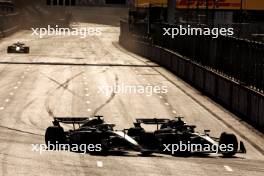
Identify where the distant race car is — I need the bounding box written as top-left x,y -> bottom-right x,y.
45,116 -> 142,154
126,117 -> 247,157
7,42 -> 29,53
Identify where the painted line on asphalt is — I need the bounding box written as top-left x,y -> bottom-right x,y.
97,161 -> 103,168
224,166 -> 233,172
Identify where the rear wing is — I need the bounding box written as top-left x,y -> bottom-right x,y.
54,117 -> 89,124
136,118 -> 170,130
136,118 -> 170,124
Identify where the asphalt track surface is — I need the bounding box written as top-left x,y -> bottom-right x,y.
0,6 -> 263,176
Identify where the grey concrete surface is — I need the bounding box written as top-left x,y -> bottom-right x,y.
0,7 -> 263,176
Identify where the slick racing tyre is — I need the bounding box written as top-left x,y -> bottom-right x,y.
91,138 -> 109,155
219,132 -> 238,157
100,138 -> 110,154
7,47 -> 12,53
24,47 -> 30,53
45,126 -> 65,149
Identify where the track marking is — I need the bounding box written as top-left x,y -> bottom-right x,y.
85,94 -> 90,97
159,96 -> 163,99
0,107 -> 4,110
17,81 -> 21,84
165,102 -> 170,106
9,92 -> 14,96
172,110 -> 177,114
224,166 -> 233,172
5,99 -> 10,103
87,108 -> 92,112
85,88 -> 89,91
97,161 -> 103,168
86,101 -> 90,104
14,86 -> 18,89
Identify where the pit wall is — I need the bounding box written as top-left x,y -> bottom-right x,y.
119,20 -> 264,132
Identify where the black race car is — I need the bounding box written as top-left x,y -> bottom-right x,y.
7,42 -> 29,53
45,116 -> 142,154
126,117 -> 246,157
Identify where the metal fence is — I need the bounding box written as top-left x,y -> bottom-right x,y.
127,21 -> 264,92
140,22 -> 264,93
120,20 -> 264,131
0,1 -> 14,13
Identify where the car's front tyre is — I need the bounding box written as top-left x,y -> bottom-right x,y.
219,132 -> 238,157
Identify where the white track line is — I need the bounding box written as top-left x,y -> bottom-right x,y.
224,166 -> 233,172
97,161 -> 103,168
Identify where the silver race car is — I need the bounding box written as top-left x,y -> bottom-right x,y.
7,42 -> 30,53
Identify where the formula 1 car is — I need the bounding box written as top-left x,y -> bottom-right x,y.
45,116 -> 141,154
126,117 -> 246,157
7,42 -> 29,53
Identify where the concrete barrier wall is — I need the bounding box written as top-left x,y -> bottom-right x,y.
119,21 -> 264,131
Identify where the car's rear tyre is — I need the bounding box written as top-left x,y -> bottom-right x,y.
7,47 -> 12,53
100,138 -> 110,154
24,47 -> 30,53
219,132 -> 238,157
90,138 -> 109,155
45,126 -> 65,150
